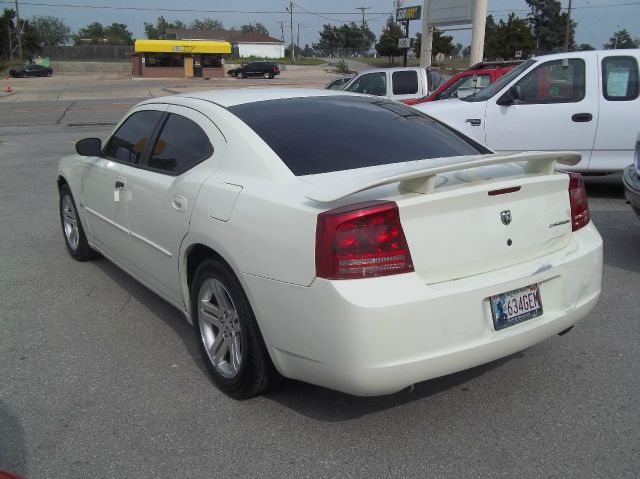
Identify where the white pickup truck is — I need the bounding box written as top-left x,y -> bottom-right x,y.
415,50 -> 640,173
342,67 -> 443,103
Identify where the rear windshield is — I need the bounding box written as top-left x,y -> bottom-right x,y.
228,96 -> 489,176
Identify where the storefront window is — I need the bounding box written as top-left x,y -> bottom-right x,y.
145,53 -> 184,68
202,55 -> 223,68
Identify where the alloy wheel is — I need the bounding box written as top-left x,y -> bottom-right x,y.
198,278 -> 243,378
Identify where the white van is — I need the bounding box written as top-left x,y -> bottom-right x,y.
415,50 -> 640,173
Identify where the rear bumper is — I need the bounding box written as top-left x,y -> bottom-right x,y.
242,223 -> 602,396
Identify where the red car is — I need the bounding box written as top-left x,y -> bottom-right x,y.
406,60 -> 523,105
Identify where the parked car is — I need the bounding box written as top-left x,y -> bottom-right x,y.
226,61 -> 280,79
342,67 -> 445,103
57,89 -> 602,398
414,50 -> 640,173
9,64 -> 53,78
623,134 -> 640,218
325,75 -> 355,90
405,61 -> 523,105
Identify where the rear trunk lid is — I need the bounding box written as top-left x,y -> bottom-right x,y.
303,152 -> 576,284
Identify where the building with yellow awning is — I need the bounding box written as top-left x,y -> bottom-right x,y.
132,39 -> 232,78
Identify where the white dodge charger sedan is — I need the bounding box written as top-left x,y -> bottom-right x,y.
57,89 -> 603,398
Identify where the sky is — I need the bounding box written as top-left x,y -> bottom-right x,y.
4,0 -> 639,49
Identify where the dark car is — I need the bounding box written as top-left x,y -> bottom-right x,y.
227,61 -> 280,79
623,135 -> 640,218
9,64 -> 53,78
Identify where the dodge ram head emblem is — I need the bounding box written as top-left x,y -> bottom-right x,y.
500,210 -> 512,225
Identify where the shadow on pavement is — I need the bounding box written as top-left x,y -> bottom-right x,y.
0,401 -> 28,475
92,258 -> 212,380
264,353 -> 521,421
583,173 -> 624,199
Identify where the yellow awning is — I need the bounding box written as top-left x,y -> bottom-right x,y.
134,39 -> 231,54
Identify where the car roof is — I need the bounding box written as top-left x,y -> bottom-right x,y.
532,48 -> 639,61
142,88 -> 357,108
351,66 -> 425,74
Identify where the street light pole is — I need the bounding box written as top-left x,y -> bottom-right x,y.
287,2 -> 295,63
564,0 -> 573,51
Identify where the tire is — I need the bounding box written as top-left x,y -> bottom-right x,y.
263,72 -> 270,79
192,259 -> 277,398
21,72 -> 27,78
236,71 -> 244,79
47,71 -> 52,77
59,184 -> 94,261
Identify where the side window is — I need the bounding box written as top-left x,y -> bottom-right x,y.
103,110 -> 163,164
602,56 -> 639,101
392,71 -> 419,95
345,72 -> 387,96
147,113 -> 213,175
513,59 -> 586,104
440,74 -> 491,99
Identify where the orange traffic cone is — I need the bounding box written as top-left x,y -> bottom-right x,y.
5,77 -> 12,93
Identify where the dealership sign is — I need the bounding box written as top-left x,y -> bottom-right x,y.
396,5 -> 422,22
429,0 -> 473,26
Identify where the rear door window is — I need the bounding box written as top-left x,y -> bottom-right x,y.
146,113 -> 213,175
103,110 -> 163,164
602,56 -> 639,101
229,96 -> 489,176
392,71 -> 419,95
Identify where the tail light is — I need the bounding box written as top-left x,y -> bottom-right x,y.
568,172 -> 590,231
315,201 -> 414,280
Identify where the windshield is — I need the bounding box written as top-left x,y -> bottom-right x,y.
462,59 -> 536,102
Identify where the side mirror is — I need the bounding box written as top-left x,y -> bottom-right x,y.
496,85 -> 521,106
75,138 -> 102,156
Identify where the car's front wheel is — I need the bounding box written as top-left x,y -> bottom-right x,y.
192,259 -> 277,398
263,72 -> 270,79
59,184 -> 94,261
236,71 -> 244,79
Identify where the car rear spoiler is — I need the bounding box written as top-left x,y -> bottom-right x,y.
305,151 -> 581,203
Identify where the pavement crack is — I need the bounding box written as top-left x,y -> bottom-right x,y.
56,100 -> 76,125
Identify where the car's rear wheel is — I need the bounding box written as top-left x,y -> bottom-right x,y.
236,71 -> 243,79
59,184 -> 94,261
192,259 -> 277,398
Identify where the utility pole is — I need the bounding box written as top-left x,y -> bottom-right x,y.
277,20 -> 285,42
419,0 -> 432,68
286,2 -> 295,63
564,0 -> 573,51
297,23 -> 300,56
14,0 -> 23,60
356,6 -> 370,55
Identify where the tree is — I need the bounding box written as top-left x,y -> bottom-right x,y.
526,0 -> 575,53
313,22 -> 375,54
412,30 -> 453,58
191,18 -> 224,31
603,29 -> 639,49
73,21 -> 104,44
375,16 -> 403,61
144,16 -> 187,39
241,22 -> 269,35
104,23 -> 133,46
30,15 -> 70,46
0,9 -> 39,59
577,43 -> 595,51
484,13 -> 535,60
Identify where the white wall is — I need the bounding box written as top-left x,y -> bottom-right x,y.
237,43 -> 285,59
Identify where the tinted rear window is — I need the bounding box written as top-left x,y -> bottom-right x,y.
228,96 -> 488,176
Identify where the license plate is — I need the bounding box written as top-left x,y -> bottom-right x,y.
490,284 -> 543,331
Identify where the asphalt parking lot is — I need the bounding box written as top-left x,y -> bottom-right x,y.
1,74 -> 639,479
